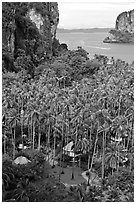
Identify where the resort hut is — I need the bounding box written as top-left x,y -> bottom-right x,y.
107,57 -> 114,65
111,137 -> 122,142
63,141 -> 75,157
13,156 -> 31,165
63,141 -> 81,159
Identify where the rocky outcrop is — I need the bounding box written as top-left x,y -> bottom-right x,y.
2,2 -> 59,59
116,10 -> 134,33
103,9 -> 134,43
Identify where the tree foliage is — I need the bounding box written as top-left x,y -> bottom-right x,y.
2,21 -> 134,201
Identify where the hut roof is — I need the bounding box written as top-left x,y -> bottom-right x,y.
14,156 -> 31,165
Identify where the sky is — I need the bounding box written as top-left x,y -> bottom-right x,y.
58,1 -> 134,29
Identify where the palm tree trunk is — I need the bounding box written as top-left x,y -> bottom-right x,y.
126,130 -> 130,151
71,121 -> 78,179
111,167 -> 113,175
3,127 -> 6,154
53,112 -> 56,167
21,118 -> 23,147
64,78 -> 65,89
88,130 -> 98,185
32,122 -> 35,149
21,108 -> 24,147
31,116 -> 33,148
62,130 -> 65,173
90,132 -> 98,171
116,96 -> 121,173
130,132 -> 134,172
129,156 -> 132,172
71,119 -> 77,180
28,120 -> 31,146
88,153 -> 91,170
67,109 -> 70,145
117,144 -> 119,173
38,122 -> 41,150
61,120 -> 64,174
4,138 -> 6,154
47,119 -> 50,148
126,136 -> 128,150
123,138 -> 125,149
117,131 -> 120,173
59,121 -> 64,181
47,120 -> 50,161
88,128 -> 91,170
79,154 -> 81,172
71,156 -> 75,180
13,128 -> 16,159
66,120 -> 69,145
102,130 -> 105,180
53,131 -> 56,167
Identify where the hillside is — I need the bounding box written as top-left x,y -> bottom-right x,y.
57,28 -> 112,33
2,2 -> 59,75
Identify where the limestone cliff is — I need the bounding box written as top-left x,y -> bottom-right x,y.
2,2 -> 59,63
103,9 -> 134,43
116,10 -> 134,33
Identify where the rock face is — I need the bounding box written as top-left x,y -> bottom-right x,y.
103,9 -> 134,43
116,10 -> 134,33
2,2 -> 59,58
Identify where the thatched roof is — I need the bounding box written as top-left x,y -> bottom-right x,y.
14,156 -> 31,165
63,141 -> 74,152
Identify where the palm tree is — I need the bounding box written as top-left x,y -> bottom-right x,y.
71,150 -> 75,180
59,122 -> 64,181
86,120 -> 99,185
20,109 -> 24,147
128,120 -> 134,172
89,126 -> 98,171
74,138 -> 82,168
87,127 -> 92,170
105,143 -> 118,175
105,142 -> 124,175
37,115 -> 41,151
95,109 -> 112,180
111,115 -> 128,172
101,130 -> 105,180
9,111 -> 20,159
74,137 -> 89,170
71,118 -> 79,180
52,104 -> 59,168
2,126 -> 8,154
52,126 -> 56,168
27,116 -> 31,147
127,145 -> 134,172
31,110 -> 39,149
47,117 -> 51,161
65,104 -> 70,146
60,109 -> 67,176
2,115 -> 8,154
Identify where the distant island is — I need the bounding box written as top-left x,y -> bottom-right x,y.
57,28 -> 112,33
103,9 -> 134,44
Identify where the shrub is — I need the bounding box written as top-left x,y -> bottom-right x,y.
2,150 -> 48,201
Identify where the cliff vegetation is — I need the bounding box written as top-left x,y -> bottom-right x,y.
2,2 -> 60,75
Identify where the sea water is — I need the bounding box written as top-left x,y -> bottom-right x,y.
57,32 -> 134,64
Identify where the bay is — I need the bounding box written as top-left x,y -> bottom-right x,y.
56,32 -> 134,64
